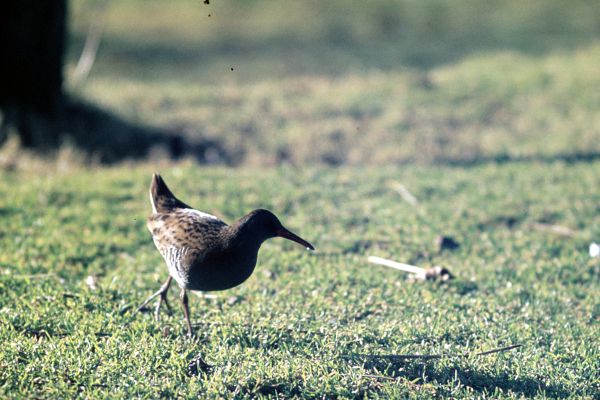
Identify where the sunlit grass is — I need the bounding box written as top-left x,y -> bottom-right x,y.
0,1 -> 598,397
63,0 -> 600,166
0,163 -> 598,398
73,43 -> 600,166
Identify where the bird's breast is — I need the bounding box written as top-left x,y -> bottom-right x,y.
184,248 -> 258,291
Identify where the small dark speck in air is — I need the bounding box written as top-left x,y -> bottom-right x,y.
208,13 -> 211,17
230,67 -> 234,71
204,0 -> 210,4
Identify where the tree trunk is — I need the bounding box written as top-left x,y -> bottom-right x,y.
0,0 -> 67,148
0,0 -> 219,163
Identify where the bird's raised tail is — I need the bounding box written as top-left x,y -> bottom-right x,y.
150,173 -> 191,213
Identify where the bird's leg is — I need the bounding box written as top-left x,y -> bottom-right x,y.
154,276 -> 173,321
179,288 -> 212,374
135,276 -> 173,320
180,288 -> 194,337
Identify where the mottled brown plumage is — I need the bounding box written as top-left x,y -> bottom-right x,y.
135,173 -> 314,337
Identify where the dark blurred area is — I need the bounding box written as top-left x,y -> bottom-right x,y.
1,0 -> 599,164
0,1 -> 66,149
0,0 -> 196,162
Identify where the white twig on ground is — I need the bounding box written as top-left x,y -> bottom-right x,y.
388,181 -> 419,206
368,256 -> 453,281
529,223 -> 577,237
368,256 -> 427,278
387,180 -> 438,232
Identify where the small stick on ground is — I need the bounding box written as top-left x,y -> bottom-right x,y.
388,181 -> 419,206
475,344 -> 522,357
368,256 -> 453,281
368,256 -> 426,277
529,223 -> 578,237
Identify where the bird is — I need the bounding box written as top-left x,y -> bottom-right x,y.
134,173 -> 315,337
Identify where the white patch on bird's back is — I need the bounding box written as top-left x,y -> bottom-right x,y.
151,218 -> 165,229
182,208 -> 220,221
149,190 -> 157,213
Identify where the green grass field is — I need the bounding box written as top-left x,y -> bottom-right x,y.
65,0 -> 600,166
1,0 -> 599,398
1,164 -> 598,398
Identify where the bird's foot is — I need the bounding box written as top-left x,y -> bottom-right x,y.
154,292 -> 173,321
187,353 -> 213,376
135,276 -> 173,319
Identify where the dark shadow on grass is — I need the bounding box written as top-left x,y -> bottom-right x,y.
223,379 -> 380,399
439,151 -> 600,167
222,380 -> 304,398
61,98 -> 230,163
1,96 -> 232,164
348,354 -> 570,398
0,206 -> 19,216
212,373 -> 375,398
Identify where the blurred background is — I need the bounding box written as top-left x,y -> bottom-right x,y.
2,3 -> 600,397
2,0 -> 599,166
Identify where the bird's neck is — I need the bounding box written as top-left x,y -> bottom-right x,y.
225,220 -> 268,252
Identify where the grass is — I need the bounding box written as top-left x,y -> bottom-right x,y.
0,162 -> 598,398
65,0 -> 600,166
0,0 -> 599,398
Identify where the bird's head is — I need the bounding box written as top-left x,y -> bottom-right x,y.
239,209 -> 315,251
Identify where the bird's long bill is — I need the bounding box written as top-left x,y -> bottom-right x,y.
277,228 -> 315,251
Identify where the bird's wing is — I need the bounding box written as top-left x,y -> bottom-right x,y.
147,208 -> 227,265
147,208 -> 228,286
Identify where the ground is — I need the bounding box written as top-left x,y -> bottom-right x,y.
0,0 -> 599,398
0,163 -> 598,398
